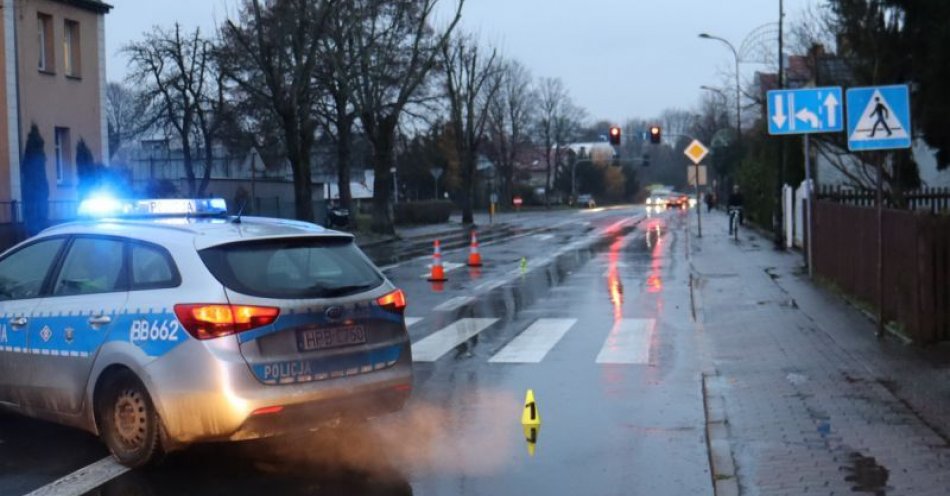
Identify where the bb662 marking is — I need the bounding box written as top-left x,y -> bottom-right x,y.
130,319 -> 181,343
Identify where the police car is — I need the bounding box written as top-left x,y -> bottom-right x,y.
0,198 -> 412,467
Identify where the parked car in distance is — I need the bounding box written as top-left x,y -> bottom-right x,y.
576,194 -> 596,208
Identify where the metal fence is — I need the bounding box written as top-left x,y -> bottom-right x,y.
812,201 -> 950,343
818,185 -> 950,213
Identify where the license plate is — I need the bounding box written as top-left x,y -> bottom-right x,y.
296,326 -> 366,352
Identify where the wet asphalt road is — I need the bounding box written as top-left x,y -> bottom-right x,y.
0,206 -> 713,496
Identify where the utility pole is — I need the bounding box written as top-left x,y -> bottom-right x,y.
775,0 -> 787,249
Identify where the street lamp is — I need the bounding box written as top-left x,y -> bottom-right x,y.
698,33 -> 741,142
700,85 -> 728,101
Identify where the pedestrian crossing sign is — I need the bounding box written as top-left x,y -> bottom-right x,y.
846,85 -> 912,151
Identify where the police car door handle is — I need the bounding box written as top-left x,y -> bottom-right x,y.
88,315 -> 112,326
8,317 -> 27,328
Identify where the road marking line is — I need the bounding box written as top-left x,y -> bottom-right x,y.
404,317 -> 424,327
411,318 -> 498,362
489,318 -> 576,363
433,296 -> 473,312
596,318 -> 656,364
25,456 -> 129,496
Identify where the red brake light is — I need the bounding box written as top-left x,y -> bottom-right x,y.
251,405 -> 284,416
174,304 -> 280,340
377,289 -> 407,313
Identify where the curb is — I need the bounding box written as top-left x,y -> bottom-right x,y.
703,372 -> 739,496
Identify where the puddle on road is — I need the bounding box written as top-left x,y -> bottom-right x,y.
842,452 -> 890,495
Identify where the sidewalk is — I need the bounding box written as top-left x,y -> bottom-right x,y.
690,210 -> 950,495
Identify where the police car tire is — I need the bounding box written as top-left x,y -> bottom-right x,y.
97,371 -> 165,468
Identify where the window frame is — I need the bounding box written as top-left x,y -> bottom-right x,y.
49,235 -> 130,298
127,240 -> 182,291
63,19 -> 81,78
0,236 -> 69,302
54,127 -> 70,185
37,13 -> 54,74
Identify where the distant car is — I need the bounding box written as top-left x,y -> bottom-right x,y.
576,194 -> 596,208
0,198 -> 411,467
646,190 -> 672,207
667,192 -> 689,209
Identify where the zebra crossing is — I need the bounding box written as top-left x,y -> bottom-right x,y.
407,317 -> 656,364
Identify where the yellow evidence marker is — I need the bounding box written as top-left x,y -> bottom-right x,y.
521,389 -> 541,456
523,424 -> 540,457
521,389 -> 540,426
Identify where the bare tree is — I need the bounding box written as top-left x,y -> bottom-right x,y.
486,59 -> 535,205
316,5 -> 360,216
347,0 -> 464,234
221,0 -> 334,222
105,82 -> 151,160
660,109 -> 696,142
536,77 -> 566,205
442,33 -> 501,224
535,77 -> 584,200
124,24 -> 221,197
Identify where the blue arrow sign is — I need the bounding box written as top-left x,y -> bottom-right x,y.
767,87 -> 843,135
846,85 -> 912,151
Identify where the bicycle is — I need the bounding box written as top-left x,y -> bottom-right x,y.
728,206 -> 743,241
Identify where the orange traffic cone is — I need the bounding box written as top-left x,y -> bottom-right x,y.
467,230 -> 483,267
428,240 -> 447,282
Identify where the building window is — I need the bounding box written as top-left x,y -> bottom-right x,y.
64,20 -> 81,77
54,127 -> 71,185
37,13 -> 54,73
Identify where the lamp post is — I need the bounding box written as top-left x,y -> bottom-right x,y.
700,85 -> 728,102
698,33 -> 741,142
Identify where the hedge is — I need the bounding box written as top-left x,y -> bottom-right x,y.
394,200 -> 453,224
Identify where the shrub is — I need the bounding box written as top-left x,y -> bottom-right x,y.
394,200 -> 453,224
21,124 -> 49,234
76,139 -> 96,197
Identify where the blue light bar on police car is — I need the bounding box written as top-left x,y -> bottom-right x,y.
78,197 -> 228,218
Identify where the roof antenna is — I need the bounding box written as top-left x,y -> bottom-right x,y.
232,199 -> 247,224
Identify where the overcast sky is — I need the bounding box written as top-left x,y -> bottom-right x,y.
105,0 -> 823,123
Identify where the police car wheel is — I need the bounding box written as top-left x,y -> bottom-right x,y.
97,371 -> 165,468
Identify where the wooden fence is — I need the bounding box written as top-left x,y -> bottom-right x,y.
812,201 -> 950,343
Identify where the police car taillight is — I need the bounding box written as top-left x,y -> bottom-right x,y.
174,304 -> 280,340
376,289 -> 407,313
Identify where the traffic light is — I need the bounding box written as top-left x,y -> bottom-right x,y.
642,153 -> 650,167
649,126 -> 661,144
609,126 -> 621,146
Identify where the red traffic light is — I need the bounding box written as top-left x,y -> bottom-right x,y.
609,126 -> 621,146
649,126 -> 662,144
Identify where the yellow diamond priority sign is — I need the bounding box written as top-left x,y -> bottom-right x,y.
684,140 -> 709,165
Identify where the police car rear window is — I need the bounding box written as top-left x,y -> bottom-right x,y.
199,237 -> 383,299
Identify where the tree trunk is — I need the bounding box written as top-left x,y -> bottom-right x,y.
291,142 -> 315,222
370,120 -> 396,235
182,134 -> 196,197
544,153 -> 552,208
198,141 -> 213,197
461,149 -> 476,224
335,116 -> 354,216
